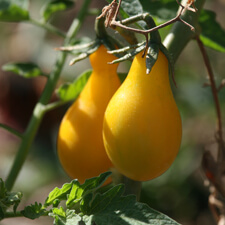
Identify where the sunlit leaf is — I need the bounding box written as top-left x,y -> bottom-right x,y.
49,208 -> 82,225
56,70 -> 92,102
66,172 -> 112,209
45,181 -> 74,207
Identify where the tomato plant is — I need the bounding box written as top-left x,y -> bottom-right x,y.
0,0 -> 224,224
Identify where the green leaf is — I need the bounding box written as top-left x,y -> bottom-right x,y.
80,171 -> 112,195
66,181 -> 83,208
41,0 -> 74,22
0,0 -> 29,22
139,0 -> 178,21
45,172 -> 111,209
2,62 -> 45,78
56,70 -> 92,102
120,0 -> 143,18
49,207 -> 82,225
21,202 -> 46,220
66,172 -> 112,209
199,9 -> 225,52
45,181 -> 75,207
81,184 -> 124,215
82,185 -> 180,225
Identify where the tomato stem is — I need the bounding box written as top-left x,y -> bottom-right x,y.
29,19 -> 66,38
122,176 -> 142,201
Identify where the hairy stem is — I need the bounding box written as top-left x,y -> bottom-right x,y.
5,0 -> 92,191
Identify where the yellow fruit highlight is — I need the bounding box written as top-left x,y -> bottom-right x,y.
103,50 -> 182,181
57,45 -> 121,184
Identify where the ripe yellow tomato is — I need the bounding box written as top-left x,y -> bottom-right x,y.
57,45 -> 121,184
103,50 -> 182,181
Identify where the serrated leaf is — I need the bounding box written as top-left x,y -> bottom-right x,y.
21,202 -> 46,220
81,184 -> 124,215
2,62 -> 45,78
66,181 -> 83,208
41,0 -> 74,22
52,207 -> 66,218
83,186 -> 180,225
49,208 -> 82,225
45,181 -> 75,207
81,171 -> 112,194
56,70 -> 92,102
0,0 -> 29,22
199,9 -> 225,52
46,172 -> 111,209
66,172 -> 112,209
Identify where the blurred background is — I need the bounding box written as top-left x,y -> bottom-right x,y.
0,0 -> 224,224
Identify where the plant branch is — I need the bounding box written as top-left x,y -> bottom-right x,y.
113,9 -> 195,35
97,0 -> 196,50
28,19 -> 66,38
44,100 -> 68,112
0,123 -> 23,139
4,211 -> 24,218
5,0 -> 92,191
196,36 -> 224,146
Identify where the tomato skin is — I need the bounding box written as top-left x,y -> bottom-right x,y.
57,45 -> 121,184
103,50 -> 182,181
